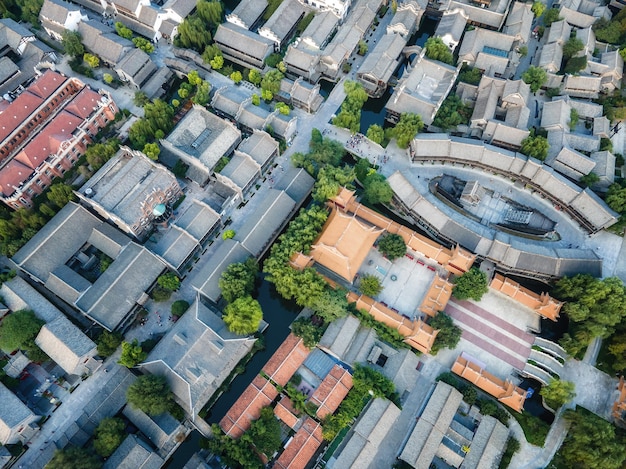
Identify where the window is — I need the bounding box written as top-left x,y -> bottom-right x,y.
376,354 -> 388,367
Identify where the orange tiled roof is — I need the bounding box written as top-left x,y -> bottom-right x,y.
64,87 -> 102,119
309,208 -> 384,282
289,251 -> 313,270
274,396 -> 300,430
220,375 -> 278,437
274,417 -> 323,469
328,189 -> 476,274
451,355 -> 526,413
27,69 -> 67,99
262,333 -> 311,386
419,275 -> 454,317
0,159 -> 34,196
347,292 -> 438,354
309,364 -> 353,419
612,376 -> 626,422
0,91 -> 43,144
490,274 -> 562,321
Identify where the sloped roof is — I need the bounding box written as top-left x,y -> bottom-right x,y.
310,208 -> 383,282
141,300 -> 255,417
174,199 -> 220,241
435,9 -> 468,46
103,434 -> 164,469
226,0 -> 267,29
237,130 -> 278,166
309,364 -> 353,419
35,316 -> 96,375
78,20 -> 132,64
503,1 -> 533,42
274,396 -> 300,429
116,48 -> 156,87
0,382 -> 36,444
214,23 -> 275,62
274,417 -> 323,469
490,273 -> 562,321
40,0 -> 76,24
357,33 -> 406,84
301,10 -> 340,49
262,333 -> 310,386
460,416 -> 509,469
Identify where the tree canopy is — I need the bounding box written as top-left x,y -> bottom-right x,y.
562,37 -> 584,60
174,0 -> 222,51
366,124 -> 385,145
47,447 -> 101,469
531,1 -> 545,18
0,309 -> 44,353
118,339 -> 147,368
452,267 -> 488,301
248,407 -> 282,456
556,407 -> 626,469
93,417 -> 125,457
219,258 -> 258,303
362,172 -> 393,205
542,8 -> 562,27
115,21 -> 133,39
223,296 -> 263,335
62,30 -> 84,58
85,139 -> 120,171
47,183 -> 75,209
332,81 -> 369,133
311,288 -> 349,323
359,273 -> 383,297
555,275 -> 626,355
387,113 -> 423,148
157,272 -> 180,291
432,94 -> 471,130
126,374 -> 175,416
291,317 -> 325,349
424,37 -> 454,64
96,330 -> 122,357
522,66 -> 548,93
540,379 -> 576,409
429,312 -> 462,354
520,133 -> 549,161
377,233 -> 406,260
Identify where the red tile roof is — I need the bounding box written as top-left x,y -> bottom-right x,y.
220,375 -> 278,437
64,87 -> 102,119
15,111 -> 83,169
274,417 -> 323,469
27,70 -> 67,99
274,396 -> 300,430
309,364 -> 353,419
0,91 -> 43,144
0,159 -> 34,196
262,333 -> 311,386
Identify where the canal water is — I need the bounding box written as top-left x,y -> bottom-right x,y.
164,276 -> 301,467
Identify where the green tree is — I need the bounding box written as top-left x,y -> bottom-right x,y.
452,267 -> 488,301
248,69 -> 262,86
47,183 -> 75,209
230,70 -> 243,84
261,89 -> 273,101
248,407 -> 282,456
564,56 -> 588,74
424,37 -> 454,64
209,54 -> 224,70
264,53 -> 283,68
429,312 -> 462,354
540,379 -> 576,409
518,45 -> 528,57
47,447 -> 101,469
157,272 -> 180,291
291,317 -> 324,349
594,18 -> 622,44
275,102 -> 290,115
458,66 -> 482,85
219,258 -> 258,303
558,407 -> 626,469
176,15 -> 212,51
192,80 -> 211,106
312,165 -> 355,202
202,44 -> 221,63
579,172 -> 599,187
171,300 -> 190,317
388,113 -> 423,148
118,339 -> 147,368
187,70 -> 202,86
366,124 -> 385,145
62,30 -> 84,58
377,233 -> 406,260
17,0 -> 44,24
126,374 -> 175,416
563,37 -> 584,60
542,8 -> 562,27
332,80 -> 369,133
363,172 -> 393,204
222,229 -> 236,240
522,66 -> 547,93
142,142 -> 160,160
103,73 -> 114,84
223,296 -> 263,335
86,139 -> 120,170
251,94 -> 260,106
93,417 -> 125,457
432,94 -> 470,130
520,133 -> 549,161
358,40 -> 368,55
569,108 -> 579,131
0,309 -> 44,353
359,274 -> 383,297
133,37 -> 155,54
83,53 -> 99,68
133,91 -> 149,107
96,330 -> 122,357
115,21 -> 133,39
196,0 -> 223,25
312,288 -> 349,323
531,1 -> 545,18
261,69 -> 284,95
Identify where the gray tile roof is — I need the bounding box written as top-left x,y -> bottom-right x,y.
83,366 -> 135,423
0,382 -> 36,444
35,315 -> 96,375
163,0 -> 196,18
214,23 -> 275,65
116,48 -> 157,88
237,130 -> 279,167
226,0 -> 267,29
503,1 -> 533,42
141,299 -> 256,417
152,225 -> 198,271
273,166 -> 315,205
174,199 -> 220,241
123,405 -> 185,451
46,265 -> 92,304
460,416 -> 508,469
301,10 -> 340,49
77,20 -> 132,64
219,151 -> 260,192
0,19 -> 34,50
190,239 -> 252,302
357,33 -> 407,85
235,188 -> 296,257
40,0 -> 75,24
259,0 -> 309,45
0,277 -> 61,323
435,9 -> 467,47
103,434 -> 164,469
76,242 -> 165,330
400,381 -> 463,468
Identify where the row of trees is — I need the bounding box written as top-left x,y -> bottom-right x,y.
219,258 -> 264,335
333,81 -> 369,133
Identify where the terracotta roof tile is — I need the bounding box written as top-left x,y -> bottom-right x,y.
0,91 -> 43,145
309,364 -> 353,419
0,159 -> 33,196
262,333 -> 311,386
64,87 -> 102,119
26,70 -> 67,99
220,376 -> 278,437
274,417 -> 323,469
274,396 -> 300,429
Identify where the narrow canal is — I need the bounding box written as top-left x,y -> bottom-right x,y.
164,276 -> 301,468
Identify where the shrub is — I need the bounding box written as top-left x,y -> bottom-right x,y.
171,300 -> 190,317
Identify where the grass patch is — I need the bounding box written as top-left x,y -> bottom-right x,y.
511,410 -> 550,447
